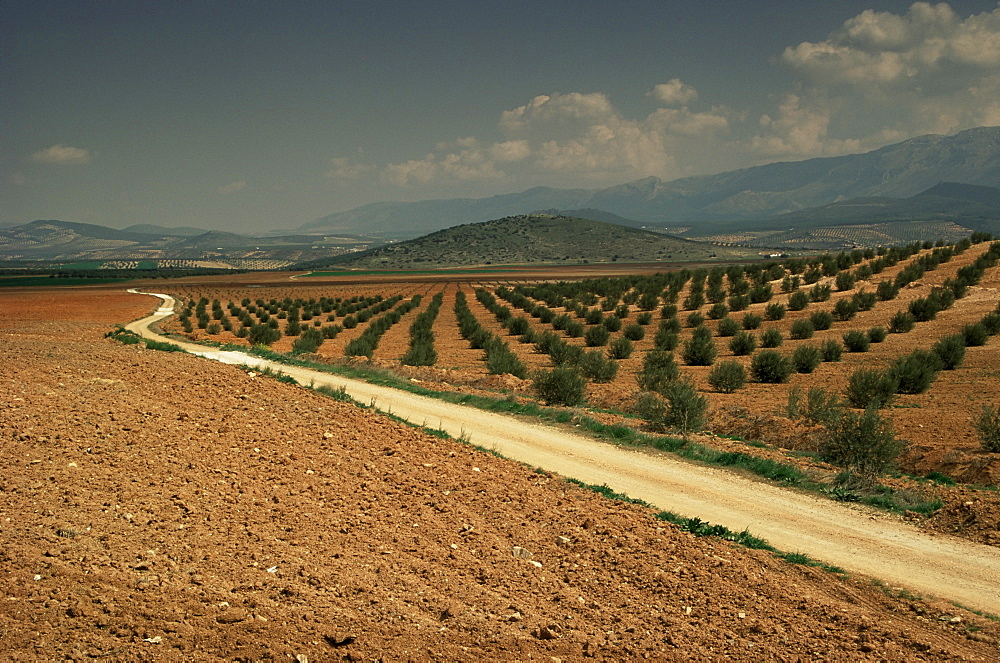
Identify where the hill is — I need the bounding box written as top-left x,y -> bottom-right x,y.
303,126 -> 1000,237
302,214 -> 751,270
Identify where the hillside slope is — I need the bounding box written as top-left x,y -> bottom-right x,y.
309,214 -> 748,270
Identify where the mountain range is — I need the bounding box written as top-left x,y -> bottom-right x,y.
303,126 -> 1000,238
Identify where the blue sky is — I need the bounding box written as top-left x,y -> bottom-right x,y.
4,1 -> 1000,233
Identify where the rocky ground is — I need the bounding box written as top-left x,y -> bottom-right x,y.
2,286 -> 1000,661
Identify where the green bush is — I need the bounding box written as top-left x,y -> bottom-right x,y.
686,312 -> 704,328
842,330 -> 870,353
788,291 -> 810,311
889,349 -> 941,394
809,284 -> 832,302
533,367 -> 586,406
707,360 -> 747,393
974,404 -> 1000,452
820,338 -> 843,362
637,350 -> 679,392
845,368 -> 897,409
809,311 -> 834,331
852,290 -> 877,311
790,319 -> 815,340
506,316 -> 531,336
707,303 -> 729,320
608,337 -> 634,359
682,327 -> 718,366
759,327 -> 783,348
962,323 -> 989,347
981,312 -> 1000,335
932,334 -> 966,370
908,296 -> 940,322
876,280 -> 899,301
787,387 -> 843,425
741,312 -> 763,330
291,328 -> 324,354
728,331 -> 757,356
867,326 -> 887,343
888,311 -> 915,333
764,302 -> 786,321
623,323 -> 646,341
835,271 -> 856,291
636,311 -> 653,326
603,315 -> 623,332
248,323 -> 281,346
791,345 -> 822,373
716,317 -> 740,337
584,324 -> 610,347
832,298 -> 858,321
750,350 -> 792,383
636,379 -> 708,434
653,325 -> 679,351
579,349 -> 618,383
484,337 -> 528,378
819,406 -> 905,481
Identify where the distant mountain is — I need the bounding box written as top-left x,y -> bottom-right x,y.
298,214 -> 751,270
302,126 -> 1000,237
122,223 -> 211,237
737,182 -> 1000,235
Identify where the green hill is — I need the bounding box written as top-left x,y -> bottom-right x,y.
301,214 -> 753,270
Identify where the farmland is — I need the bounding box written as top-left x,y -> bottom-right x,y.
156,237 -> 1000,501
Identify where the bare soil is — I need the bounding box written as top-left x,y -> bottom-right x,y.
2,284 -> 1000,660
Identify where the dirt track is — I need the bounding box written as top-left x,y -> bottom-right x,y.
127,291 -> 1000,615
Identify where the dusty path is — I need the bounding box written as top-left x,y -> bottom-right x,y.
125,290 -> 1000,614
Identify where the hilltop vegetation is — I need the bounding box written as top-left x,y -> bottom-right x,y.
300,214 -> 753,270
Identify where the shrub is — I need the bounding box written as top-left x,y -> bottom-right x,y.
716,317 -> 740,337
291,328 -> 324,354
867,326 -> 887,343
653,325 -> 679,351
584,324 -> 610,347
809,311 -> 834,331
707,360 -> 747,393
506,316 -> 531,336
981,312 -> 1000,335
741,312 -> 763,330
682,327 -> 718,366
580,349 -> 618,383
686,312 -> 704,328
609,337 -> 634,359
727,294 -> 750,312
728,331 -> 757,356
842,330 -> 870,353
206,322 -> 222,335
788,291 -> 810,311
809,284 -> 832,302
962,323 -> 989,347
835,271 -> 856,291
845,368 -> 898,409
623,323 -> 646,341
787,387 -> 843,425
636,311 -> 653,326
832,298 -> 858,321
637,350 -> 680,392
707,303 -> 728,320
533,367 -> 586,406
750,350 -> 792,383
764,302 -> 786,321
819,407 -> 905,481
484,337 -> 528,378
908,296 -> 940,322
932,334 -> 966,370
603,315 -> 622,332
791,345 -> 822,373
637,379 -> 708,434
852,290 -> 877,311
565,320 -> 585,338
888,311 -> 915,333
889,350 -> 941,394
820,338 -> 843,362
974,404 -> 1000,452
248,323 -> 281,346
759,327 -> 783,348
790,319 -> 815,340
876,280 -> 899,301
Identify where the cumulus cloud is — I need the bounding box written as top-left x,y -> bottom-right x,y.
649,79 -> 699,107
30,144 -> 92,165
325,156 -> 375,181
217,180 -> 247,194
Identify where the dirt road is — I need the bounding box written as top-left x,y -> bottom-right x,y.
126,290 -> 1000,614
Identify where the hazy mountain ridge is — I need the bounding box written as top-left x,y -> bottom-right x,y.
303,126 -> 1000,237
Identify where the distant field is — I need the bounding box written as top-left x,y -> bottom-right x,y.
0,276 -> 131,287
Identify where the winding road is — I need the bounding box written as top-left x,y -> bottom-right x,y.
125,289 -> 1000,614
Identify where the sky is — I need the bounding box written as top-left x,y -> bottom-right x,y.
4,1 -> 1000,234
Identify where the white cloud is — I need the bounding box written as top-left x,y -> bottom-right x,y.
649,79 -> 698,107
30,144 -> 92,165
325,156 -> 375,181
217,180 -> 247,194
